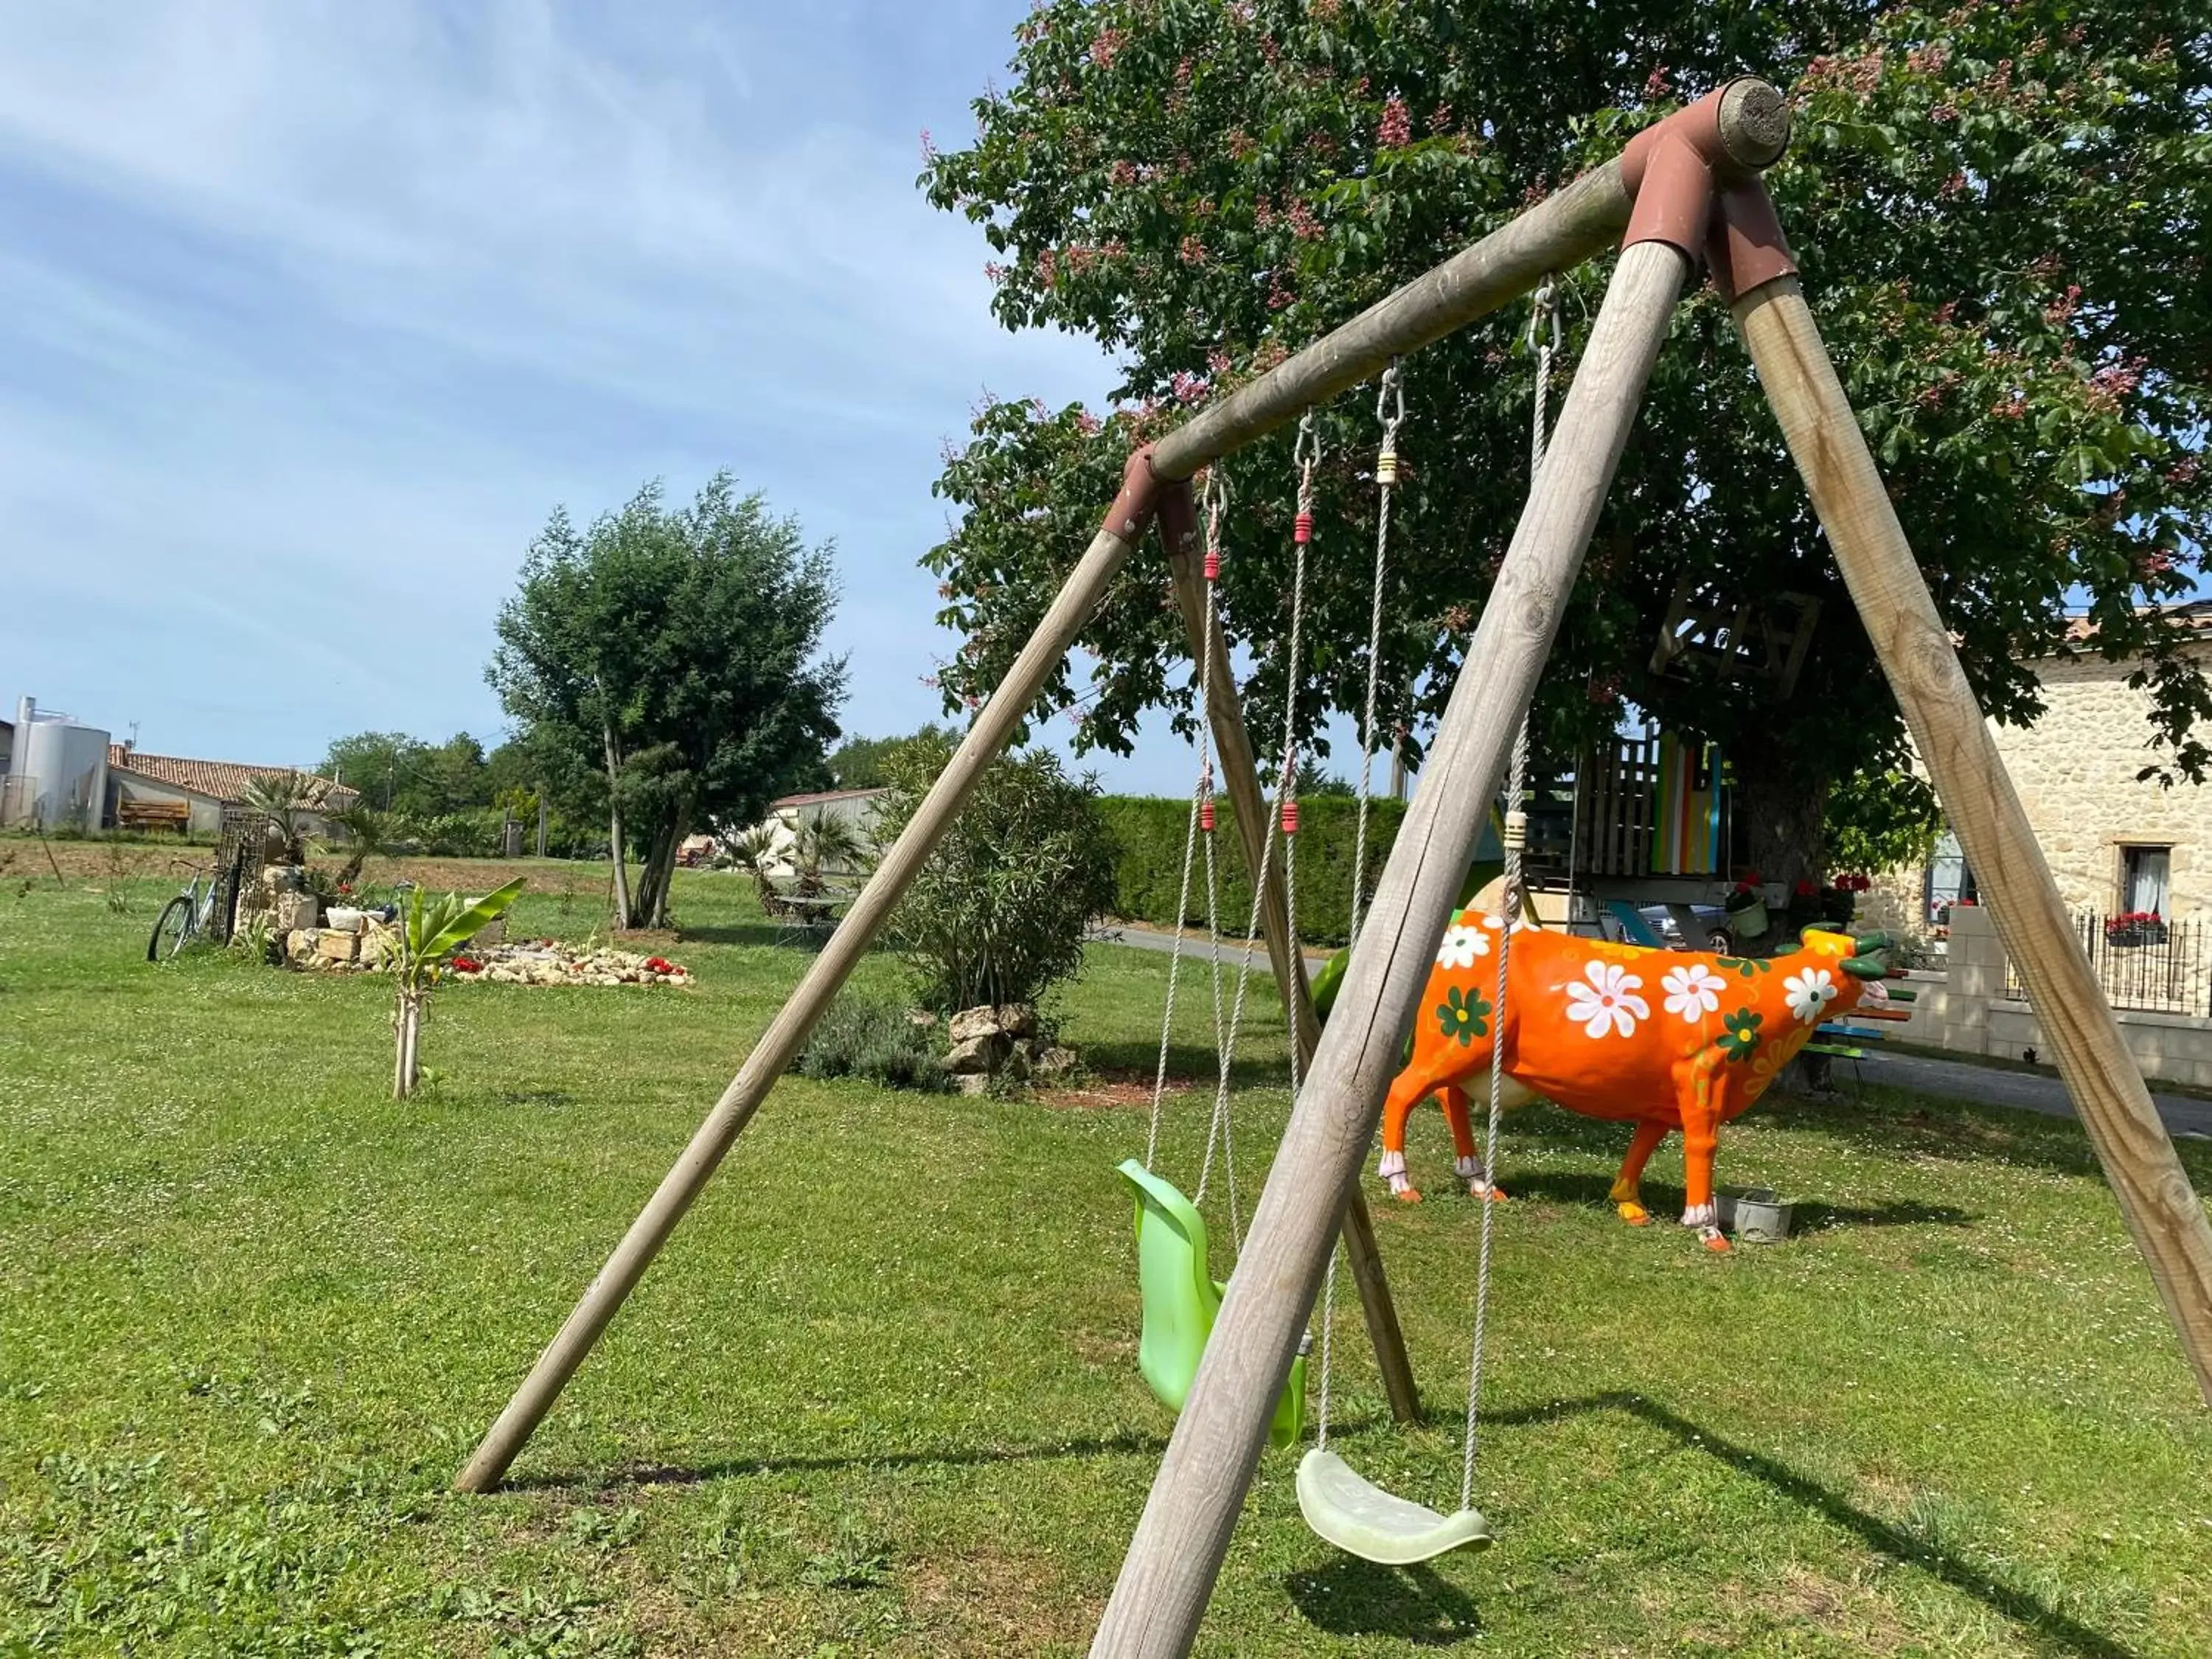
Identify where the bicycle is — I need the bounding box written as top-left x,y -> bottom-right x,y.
147,864 -> 223,961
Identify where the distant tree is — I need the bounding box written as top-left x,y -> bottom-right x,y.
1293,757 -> 1356,798
321,729 -> 493,818
826,723 -> 956,790
488,473 -> 847,928
322,731 -> 423,814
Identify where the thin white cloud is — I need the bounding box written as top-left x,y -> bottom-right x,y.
0,1 -> 1137,773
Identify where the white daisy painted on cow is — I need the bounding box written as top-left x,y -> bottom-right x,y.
1784,966 -> 1838,1024
1563,960 -> 1649,1039
1435,923 -> 1489,970
1660,961 -> 1725,1023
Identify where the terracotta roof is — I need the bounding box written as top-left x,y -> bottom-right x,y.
771,786 -> 890,809
2062,599 -> 2212,644
108,746 -> 358,809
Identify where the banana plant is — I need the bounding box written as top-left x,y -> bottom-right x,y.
387,877 -> 525,1098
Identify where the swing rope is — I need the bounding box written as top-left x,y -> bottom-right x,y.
1315,364 -> 1400,1451
1200,411 -> 1321,1247
1145,469 -> 1253,1255
1458,274 -> 1559,1505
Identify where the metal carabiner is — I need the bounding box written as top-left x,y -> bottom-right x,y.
1375,358 -> 1405,430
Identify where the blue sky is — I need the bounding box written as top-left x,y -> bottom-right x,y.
0,1 -> 1276,793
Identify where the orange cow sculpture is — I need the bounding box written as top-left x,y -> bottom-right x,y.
1380,914 -> 1893,1248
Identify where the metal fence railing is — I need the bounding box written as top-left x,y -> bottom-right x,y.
2008,911 -> 2211,1015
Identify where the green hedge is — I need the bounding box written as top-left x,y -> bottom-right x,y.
1096,795 -> 1405,947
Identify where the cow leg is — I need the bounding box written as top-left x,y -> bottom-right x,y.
1379,1071 -> 1434,1203
1441,1085 -> 1507,1202
1608,1117 -> 1669,1226
1680,1053 -> 1731,1252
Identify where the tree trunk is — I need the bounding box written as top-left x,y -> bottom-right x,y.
1729,745 -> 1830,956
600,716 -> 632,931
631,809 -> 688,930
394,993 -> 422,1099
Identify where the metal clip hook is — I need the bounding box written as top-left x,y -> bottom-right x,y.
1375,358 -> 1405,428
1528,274 -> 1563,355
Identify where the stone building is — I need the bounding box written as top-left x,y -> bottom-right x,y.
1863,604 -> 2212,936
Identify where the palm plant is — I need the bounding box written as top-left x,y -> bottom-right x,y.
325,801 -> 393,888
240,771 -> 330,866
791,812 -> 864,897
719,824 -> 785,911
385,877 -> 525,1098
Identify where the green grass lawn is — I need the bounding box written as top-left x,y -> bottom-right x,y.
3,865 -> 2210,1656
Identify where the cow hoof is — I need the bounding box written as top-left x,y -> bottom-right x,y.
1617,1202 -> 1651,1226
1469,1182 -> 1509,1203
1701,1227 -> 1732,1253
1394,1186 -> 1424,1205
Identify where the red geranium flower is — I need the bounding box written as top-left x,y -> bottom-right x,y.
452,956 -> 481,973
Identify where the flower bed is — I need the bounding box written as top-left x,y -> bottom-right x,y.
448,940 -> 693,987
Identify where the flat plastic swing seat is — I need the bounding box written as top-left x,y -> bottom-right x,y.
1115,1158 -> 1304,1449
1296,1448 -> 1495,1565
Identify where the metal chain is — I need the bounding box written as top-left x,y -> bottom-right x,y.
1462,275 -> 1557,1509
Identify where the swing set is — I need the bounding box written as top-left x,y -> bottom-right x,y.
448,77 -> 2212,1659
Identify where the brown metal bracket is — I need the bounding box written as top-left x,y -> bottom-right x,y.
1705,177 -> 1798,305
1153,470 -> 1200,563
1102,443 -> 1166,544
1619,77 -> 1794,262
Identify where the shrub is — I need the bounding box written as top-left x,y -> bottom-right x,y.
1095,794 -> 1405,947
795,998 -> 948,1092
875,734 -> 1119,1012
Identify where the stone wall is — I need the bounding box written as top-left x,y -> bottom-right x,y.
1888,904 -> 2212,1085
1982,651 -> 2212,919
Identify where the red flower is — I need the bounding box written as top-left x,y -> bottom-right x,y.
452,956 -> 481,973
1795,878 -> 1819,898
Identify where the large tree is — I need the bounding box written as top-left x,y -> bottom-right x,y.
489,473 -> 847,928
919,0 -> 2211,893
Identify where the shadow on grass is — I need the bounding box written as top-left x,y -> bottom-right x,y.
669,922 -> 807,950
1463,1391 -> 2146,1659
1284,1557 -> 1483,1645
507,1429 -> 1172,1494
1071,1047 -> 1302,1094
1495,1169 -> 1975,1231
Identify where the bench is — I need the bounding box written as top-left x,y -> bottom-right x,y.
116,799 -> 190,834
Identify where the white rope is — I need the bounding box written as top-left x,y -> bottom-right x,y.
1461,274 -> 1559,1508
1144,715 -> 1210,1172
1318,365 -> 1404,1450
1349,361 -> 1402,948
1200,415 -> 1319,1250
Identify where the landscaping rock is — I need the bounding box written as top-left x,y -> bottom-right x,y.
944,1032 -> 1007,1074
1033,1046 -> 1079,1081
316,929 -> 362,964
947,1005 -> 1001,1045
951,1073 -> 992,1096
997,1004 -> 1040,1040
285,928 -> 320,966
275,892 -> 320,933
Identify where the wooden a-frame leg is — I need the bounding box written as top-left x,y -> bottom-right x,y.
1733,275 -> 2212,1405
1091,237 -> 1694,1659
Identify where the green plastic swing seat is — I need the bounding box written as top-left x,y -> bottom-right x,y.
1116,1158 -> 1304,1449
1295,1448 -> 1495,1565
